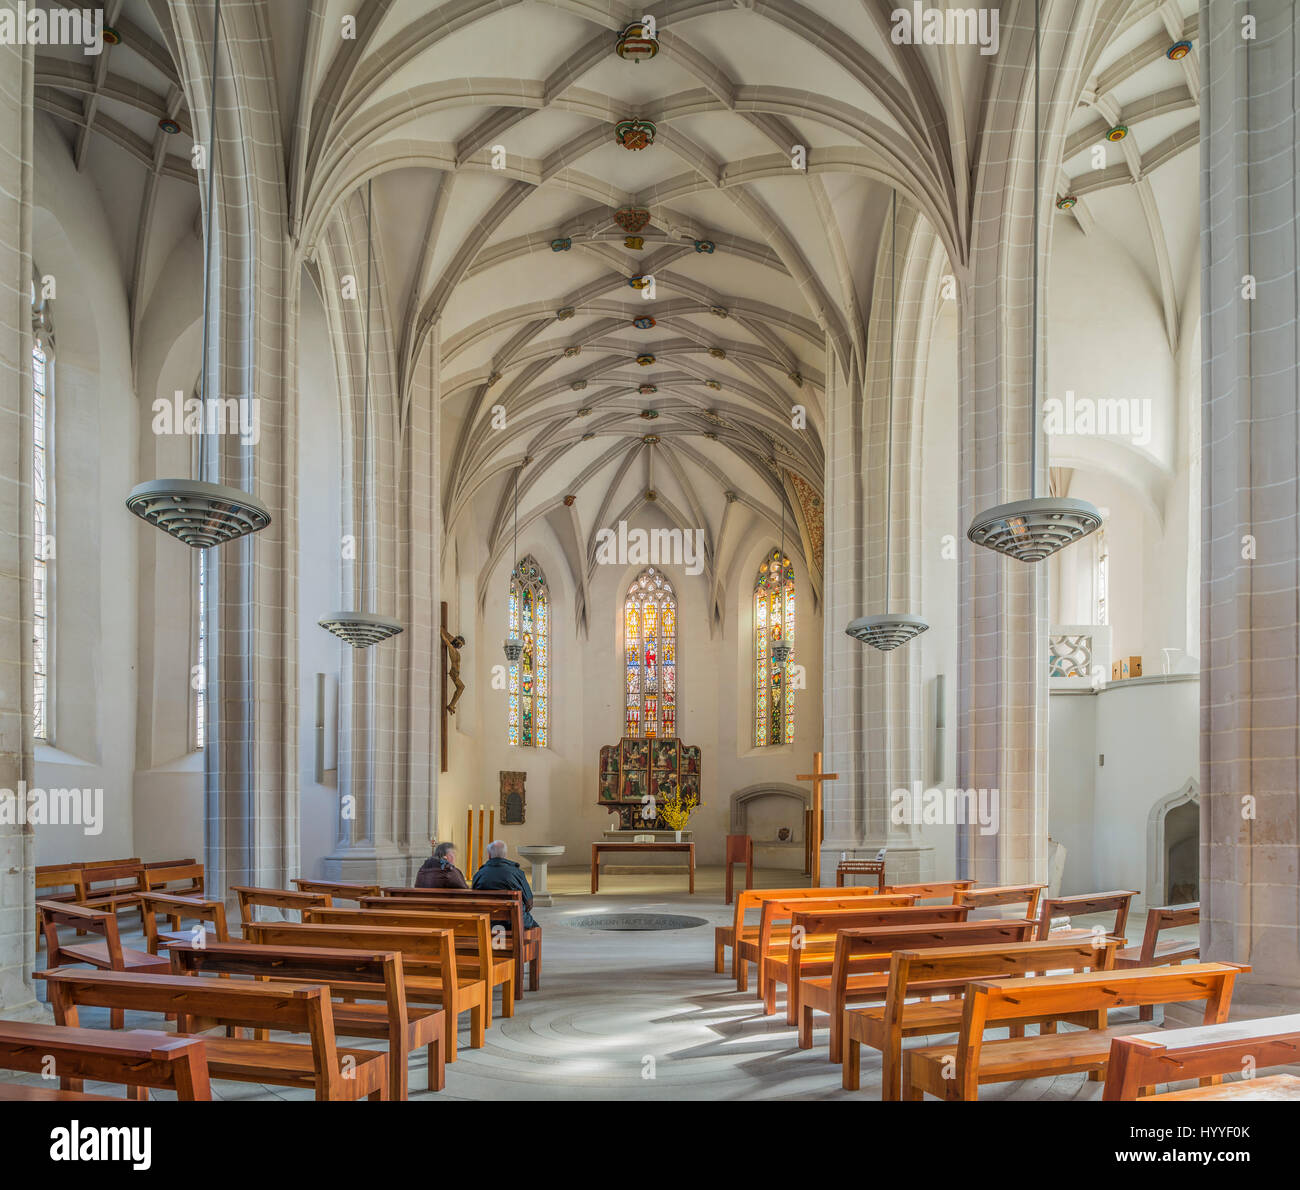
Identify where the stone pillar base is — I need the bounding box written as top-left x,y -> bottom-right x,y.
821,842 -> 935,886
322,846 -> 428,888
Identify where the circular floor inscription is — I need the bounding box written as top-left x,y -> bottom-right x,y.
569,913 -> 708,932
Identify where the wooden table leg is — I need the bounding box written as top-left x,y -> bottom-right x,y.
689,846 -> 695,894
590,844 -> 598,894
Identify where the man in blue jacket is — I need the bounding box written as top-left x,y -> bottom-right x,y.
472,840 -> 540,930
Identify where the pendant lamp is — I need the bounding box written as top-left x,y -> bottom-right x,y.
503,470 -> 524,662
846,191 -> 930,651
319,179 -> 403,647
967,0 -> 1101,562
125,0 -> 270,547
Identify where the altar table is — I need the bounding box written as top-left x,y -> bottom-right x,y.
590,841 -> 695,894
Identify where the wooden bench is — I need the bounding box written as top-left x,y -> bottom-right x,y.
956,883 -> 1045,923
843,937 -> 1117,1097
33,866 -> 88,948
41,968 -> 390,1100
233,885 -> 333,925
304,905 -> 515,1019
1036,889 -> 1136,943
883,880 -> 976,901
714,886 -> 907,979
0,1020 -> 211,1101
293,878 -> 381,903
835,860 -> 886,890
368,889 -> 541,992
1104,1012 -> 1300,1100
243,920 -> 488,1062
168,939 -> 446,1099
78,859 -> 149,921
143,859 -> 205,897
799,920 -> 1038,1058
741,893 -> 918,996
1114,902 -> 1199,1020
138,892 -> 230,955
902,961 -> 1248,1100
37,901 -> 170,1028
764,904 -> 971,1018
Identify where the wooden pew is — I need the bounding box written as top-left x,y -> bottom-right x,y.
883,880 -> 976,901
1114,902 -> 1199,1020
243,920 -> 488,1062
41,968 -> 390,1100
78,859 -> 149,922
33,865 -> 87,949
366,889 -> 540,992
0,1020 -> 212,1101
1104,1013 -> 1300,1101
902,961 -> 1249,1100
1036,889 -> 1137,943
956,884 -> 1045,924
721,888 -> 915,990
168,939 -> 446,1099
764,903 -> 971,1018
37,901 -> 170,1028
798,920 -> 1037,1057
303,906 -> 514,1020
293,878 -> 380,903
138,892 -> 230,955
843,937 -> 1117,1097
233,885 -> 332,926
741,893 -> 917,996
143,859 -> 205,898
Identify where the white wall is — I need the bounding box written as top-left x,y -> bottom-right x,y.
30,115 -> 139,864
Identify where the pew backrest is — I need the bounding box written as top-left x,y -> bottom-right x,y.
730,885 -> 911,945
1036,889 -> 1137,942
143,861 -> 205,897
1133,902 -> 1200,963
304,906 -> 495,968
956,884 -> 1046,922
37,900 -> 125,968
0,1020 -> 212,1101
1104,1012 -> 1300,1099
882,880 -> 976,901
293,878 -> 381,902
233,885 -> 333,925
137,892 -> 229,954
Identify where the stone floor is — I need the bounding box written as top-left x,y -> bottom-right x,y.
20,867 -> 1299,1101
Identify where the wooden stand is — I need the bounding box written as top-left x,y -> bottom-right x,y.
724,835 -> 754,906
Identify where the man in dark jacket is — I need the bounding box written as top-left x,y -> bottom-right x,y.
415,841 -> 469,889
472,840 -> 540,930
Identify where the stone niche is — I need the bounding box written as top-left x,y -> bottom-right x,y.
730,784 -> 810,871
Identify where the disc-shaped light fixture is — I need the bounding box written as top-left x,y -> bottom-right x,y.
845,191 -> 929,651
968,0 -> 1100,564
125,0 -> 268,550
318,178 -> 403,648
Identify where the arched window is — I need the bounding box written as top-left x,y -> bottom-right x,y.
32,276 -> 54,742
754,549 -> 795,746
624,567 -> 676,738
508,556 -> 549,746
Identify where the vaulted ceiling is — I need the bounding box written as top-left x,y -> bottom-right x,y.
32,0 -> 1201,622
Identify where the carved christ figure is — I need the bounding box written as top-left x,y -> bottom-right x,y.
441,627 -> 466,715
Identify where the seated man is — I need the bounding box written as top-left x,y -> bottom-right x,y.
415,841 -> 469,890
471,840 -> 540,930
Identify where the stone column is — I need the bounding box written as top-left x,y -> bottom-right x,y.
1199,0 -> 1300,991
166,1 -> 300,898
954,4 -> 1093,885
0,36 -> 42,1021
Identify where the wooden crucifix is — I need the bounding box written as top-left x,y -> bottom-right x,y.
440,602 -> 466,773
796,750 -> 838,887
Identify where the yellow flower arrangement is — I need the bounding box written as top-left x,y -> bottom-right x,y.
658,782 -> 701,831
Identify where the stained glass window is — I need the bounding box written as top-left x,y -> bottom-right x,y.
624,567 -> 676,738
509,555 -> 549,746
754,549 -> 795,746
32,336 -> 50,741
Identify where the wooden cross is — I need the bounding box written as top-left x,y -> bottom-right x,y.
796,750 -> 838,887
